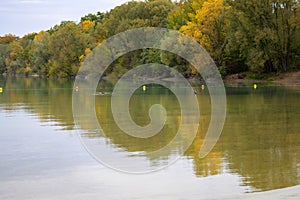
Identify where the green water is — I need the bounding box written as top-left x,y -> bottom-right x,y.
0,77 -> 299,199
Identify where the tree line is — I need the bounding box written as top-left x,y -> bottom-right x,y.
0,0 -> 299,78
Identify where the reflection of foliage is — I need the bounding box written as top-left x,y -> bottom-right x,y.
95,85 -> 181,160
222,86 -> 300,191
0,77 -> 74,129
184,93 -> 224,177
1,78 -> 300,192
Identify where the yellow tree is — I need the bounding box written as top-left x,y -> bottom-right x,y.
180,0 -> 230,67
80,20 -> 94,32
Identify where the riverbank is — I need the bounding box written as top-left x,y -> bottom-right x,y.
1,70 -> 300,87
273,71 -> 300,85
224,70 -> 300,86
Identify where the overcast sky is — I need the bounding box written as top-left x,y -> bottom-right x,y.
0,0 -> 130,36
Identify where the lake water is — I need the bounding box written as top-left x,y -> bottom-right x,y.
0,77 -> 299,200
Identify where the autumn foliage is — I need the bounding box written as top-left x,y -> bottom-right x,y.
0,0 -> 299,78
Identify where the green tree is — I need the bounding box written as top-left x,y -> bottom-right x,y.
101,0 -> 175,78
103,0 -> 174,36
31,31 -> 51,75
0,34 -> 18,44
226,0 -> 300,73
5,40 -> 24,76
80,12 -> 105,24
167,0 -> 204,30
0,34 -> 19,74
0,44 -> 8,74
47,21 -> 85,77
19,33 -> 37,76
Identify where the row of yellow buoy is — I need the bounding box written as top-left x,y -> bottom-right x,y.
74,85 -> 148,93
141,84 -> 206,94
142,84 -> 205,93
0,87 -> 2,93
71,83 -> 257,96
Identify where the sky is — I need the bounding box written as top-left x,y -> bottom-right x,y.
0,0 -> 130,37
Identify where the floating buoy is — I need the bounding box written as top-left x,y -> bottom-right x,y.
142,85 -> 146,91
75,86 -> 79,92
0,87 -> 2,93
253,84 -> 257,90
201,84 -> 205,91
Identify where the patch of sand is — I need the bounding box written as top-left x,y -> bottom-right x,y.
274,71 -> 300,86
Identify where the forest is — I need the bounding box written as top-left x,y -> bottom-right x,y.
0,0 -> 300,79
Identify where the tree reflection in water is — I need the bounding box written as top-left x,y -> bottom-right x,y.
0,77 -> 299,192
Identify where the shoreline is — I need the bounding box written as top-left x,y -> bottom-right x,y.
224,71 -> 300,87
1,70 -> 300,87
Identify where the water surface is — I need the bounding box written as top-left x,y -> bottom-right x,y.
0,77 -> 299,199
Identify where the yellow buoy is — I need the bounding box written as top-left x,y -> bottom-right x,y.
0,87 -> 2,93
254,84 -> 257,89
142,85 -> 146,91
